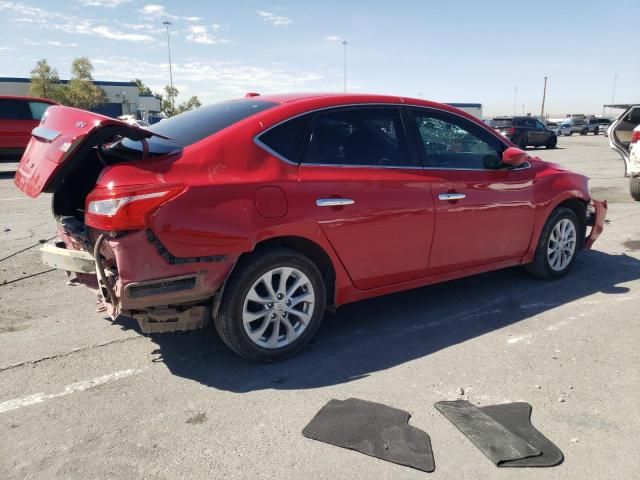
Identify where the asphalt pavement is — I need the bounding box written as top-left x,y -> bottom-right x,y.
1,134 -> 638,479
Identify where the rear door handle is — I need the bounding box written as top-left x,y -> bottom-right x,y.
316,198 -> 355,207
438,193 -> 466,201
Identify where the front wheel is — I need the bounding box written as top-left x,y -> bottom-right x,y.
214,247 -> 326,362
630,177 -> 640,201
546,135 -> 557,149
525,207 -> 581,280
593,128 -> 599,135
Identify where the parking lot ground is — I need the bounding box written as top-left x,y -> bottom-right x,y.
1,134 -> 639,479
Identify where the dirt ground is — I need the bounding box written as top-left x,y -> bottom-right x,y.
1,134 -> 638,479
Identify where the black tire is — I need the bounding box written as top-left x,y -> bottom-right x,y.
525,207 -> 581,280
518,135 -> 528,149
630,177 -> 640,201
546,135 -> 557,149
593,128 -> 599,135
214,247 -> 326,362
580,128 -> 587,135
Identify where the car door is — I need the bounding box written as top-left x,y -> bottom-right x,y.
296,106 -> 435,290
533,119 -> 550,145
408,107 -> 536,274
0,99 -> 34,150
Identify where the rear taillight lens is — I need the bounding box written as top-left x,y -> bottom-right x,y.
631,130 -> 640,144
508,127 -> 516,135
85,184 -> 185,231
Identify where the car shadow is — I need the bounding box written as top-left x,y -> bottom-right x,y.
118,250 -> 639,393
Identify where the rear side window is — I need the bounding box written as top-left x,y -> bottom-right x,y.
302,107 -> 415,167
258,115 -> 309,163
28,101 -> 52,120
0,99 -> 31,120
493,118 -> 513,127
149,99 -> 277,147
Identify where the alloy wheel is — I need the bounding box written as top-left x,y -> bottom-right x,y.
242,267 -> 315,349
547,218 -> 577,271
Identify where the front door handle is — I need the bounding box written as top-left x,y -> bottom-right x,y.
316,198 -> 355,207
438,193 -> 466,201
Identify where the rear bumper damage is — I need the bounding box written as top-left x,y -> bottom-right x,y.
49,224 -> 236,334
585,199 -> 607,249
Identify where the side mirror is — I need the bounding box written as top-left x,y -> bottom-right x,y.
502,147 -> 529,167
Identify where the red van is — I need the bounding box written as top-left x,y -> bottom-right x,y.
0,96 -> 58,160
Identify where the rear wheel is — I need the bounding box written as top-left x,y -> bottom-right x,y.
214,247 -> 326,362
593,127 -> 599,135
525,207 -> 580,280
546,135 -> 557,149
630,177 -> 640,201
580,128 -> 588,135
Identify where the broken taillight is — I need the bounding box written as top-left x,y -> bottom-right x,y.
85,184 -> 185,231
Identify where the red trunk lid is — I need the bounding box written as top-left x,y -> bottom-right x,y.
14,106 -> 159,198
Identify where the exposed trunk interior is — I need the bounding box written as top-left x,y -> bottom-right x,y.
612,107 -> 640,153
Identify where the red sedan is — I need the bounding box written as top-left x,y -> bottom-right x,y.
13,93 -> 607,361
0,96 -> 57,160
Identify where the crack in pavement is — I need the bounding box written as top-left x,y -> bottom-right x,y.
0,336 -> 144,372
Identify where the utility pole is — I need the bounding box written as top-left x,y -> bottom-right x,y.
540,76 -> 548,118
342,40 -> 348,93
522,104 -> 525,116
611,72 -> 618,105
513,86 -> 518,116
163,20 -> 175,113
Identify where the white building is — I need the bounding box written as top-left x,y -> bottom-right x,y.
446,103 -> 483,119
0,77 -> 162,121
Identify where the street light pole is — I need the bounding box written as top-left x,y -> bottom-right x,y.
163,20 -> 175,113
342,40 -> 348,93
540,76 -> 548,118
513,86 -> 518,116
611,72 -> 618,105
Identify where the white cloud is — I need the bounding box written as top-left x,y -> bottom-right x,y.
25,40 -> 78,47
0,46 -> 16,51
0,1 -> 156,43
140,4 -> 201,22
325,35 -> 340,41
257,10 -> 292,26
91,56 -> 324,99
185,25 -> 230,45
78,0 -> 131,7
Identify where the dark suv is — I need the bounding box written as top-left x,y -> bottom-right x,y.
493,116 -> 557,149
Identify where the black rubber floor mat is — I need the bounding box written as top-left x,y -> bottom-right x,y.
435,400 -> 563,467
303,398 -> 435,472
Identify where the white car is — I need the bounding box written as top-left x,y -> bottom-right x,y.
609,105 -> 640,200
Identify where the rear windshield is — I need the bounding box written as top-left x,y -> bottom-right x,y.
149,99 -> 278,147
492,118 -> 513,127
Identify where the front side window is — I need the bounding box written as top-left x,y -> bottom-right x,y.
411,109 -> 504,169
535,120 -> 546,129
302,107 -> 414,167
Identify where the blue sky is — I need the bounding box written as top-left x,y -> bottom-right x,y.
0,0 -> 638,116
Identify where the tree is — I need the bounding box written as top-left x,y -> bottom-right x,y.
133,78 -> 153,96
157,85 -> 201,117
176,95 -> 202,114
65,57 -> 107,110
29,59 -> 65,102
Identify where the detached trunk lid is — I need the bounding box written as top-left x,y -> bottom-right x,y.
14,106 -> 164,198
609,105 -> 640,176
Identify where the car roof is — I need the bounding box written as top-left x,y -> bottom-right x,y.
0,95 -> 58,104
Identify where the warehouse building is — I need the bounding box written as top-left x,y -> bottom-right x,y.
0,77 -> 162,121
